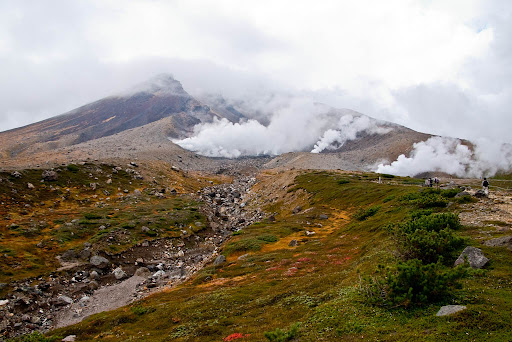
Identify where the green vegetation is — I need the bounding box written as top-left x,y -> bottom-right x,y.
264,322 -> 300,341
353,205 -> 380,221
7,170 -> 510,341
362,260 -> 467,307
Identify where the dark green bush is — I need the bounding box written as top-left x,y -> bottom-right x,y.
224,238 -> 263,255
84,213 -> 102,220
257,234 -> 278,243
381,174 -> 395,178
399,189 -> 449,208
264,322 -> 300,341
337,179 -> 350,185
362,260 -> 467,307
131,305 -> 156,316
66,164 -> 79,173
388,213 -> 464,263
354,206 -> 380,221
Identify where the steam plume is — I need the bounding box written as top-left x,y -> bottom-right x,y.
376,137 -> 512,178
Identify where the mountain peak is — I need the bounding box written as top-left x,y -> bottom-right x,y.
124,73 -> 188,97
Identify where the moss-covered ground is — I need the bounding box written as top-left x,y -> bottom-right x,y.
22,171 -> 508,342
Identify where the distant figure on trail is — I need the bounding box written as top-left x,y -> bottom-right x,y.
425,179 -> 429,187
434,177 -> 439,188
429,178 -> 433,187
482,177 -> 489,196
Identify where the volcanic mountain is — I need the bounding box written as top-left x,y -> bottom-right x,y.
0,74 -> 432,171
0,74 -> 230,160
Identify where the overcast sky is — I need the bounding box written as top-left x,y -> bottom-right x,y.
1,0 -> 511,144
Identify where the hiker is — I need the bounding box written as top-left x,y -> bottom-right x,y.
434,177 -> 439,188
429,178 -> 433,187
424,179 -> 429,187
482,177 -> 489,196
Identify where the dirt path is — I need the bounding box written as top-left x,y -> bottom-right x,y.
54,275 -> 146,328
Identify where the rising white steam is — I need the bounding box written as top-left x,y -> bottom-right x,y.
312,115 -> 392,153
174,99 -> 393,158
376,136 -> 512,178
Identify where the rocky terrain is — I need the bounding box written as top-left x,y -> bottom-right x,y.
0,169 -> 266,337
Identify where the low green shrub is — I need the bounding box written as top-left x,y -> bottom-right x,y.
6,332 -> 59,342
337,179 -> 350,185
361,260 -> 467,307
66,164 -> 79,173
387,213 -> 464,263
353,206 -> 380,221
224,238 -> 263,255
264,322 -> 300,341
84,213 -> 102,220
131,305 -> 156,316
257,234 -> 278,243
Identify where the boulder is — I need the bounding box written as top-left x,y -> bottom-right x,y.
288,239 -> 298,247
319,214 -> 329,220
213,255 -> 226,266
455,191 -> 471,198
89,270 -> 100,280
436,305 -> 466,316
41,170 -> 58,181
27,183 -> 35,189
484,235 -> 512,247
90,255 -> 110,269
454,246 -> 489,269
292,206 -> 302,214
11,171 -> 22,178
88,281 -> 99,291
113,267 -> 127,280
62,335 -> 77,342
473,189 -> 487,198
54,295 -> 73,306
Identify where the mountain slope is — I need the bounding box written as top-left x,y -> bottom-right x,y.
0,74 -> 221,159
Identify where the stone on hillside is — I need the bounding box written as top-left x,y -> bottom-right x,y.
213,255 -> 226,266
106,178 -> 112,184
0,299 -> 9,306
89,270 -> 100,280
141,226 -> 150,233
474,189 -> 487,198
62,335 -> 77,342
454,246 -> 489,269
88,281 -> 99,291
113,267 -> 127,280
238,254 -> 250,261
90,255 -> 110,269
135,267 -> 151,277
305,231 -> 316,236
288,239 -> 298,247
27,183 -> 34,189
436,305 -> 467,316
455,191 -> 471,198
152,270 -> 166,279
129,161 -> 138,167
319,214 -> 329,220
484,235 -> 512,247
292,206 -> 302,214
134,189 -> 142,197
11,171 -> 22,178
42,170 -> 58,181
54,295 -> 73,306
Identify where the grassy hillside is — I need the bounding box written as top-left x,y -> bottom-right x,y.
0,163 -> 219,286
10,171 -> 512,341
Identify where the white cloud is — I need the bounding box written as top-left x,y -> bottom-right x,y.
0,0 -> 511,149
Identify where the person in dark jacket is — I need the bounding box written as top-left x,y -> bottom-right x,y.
482,177 -> 489,196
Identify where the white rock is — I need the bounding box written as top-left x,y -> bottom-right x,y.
436,305 -> 467,316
